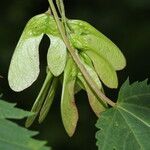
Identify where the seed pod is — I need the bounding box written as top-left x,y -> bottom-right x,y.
74,52 -> 102,94
61,57 -> 79,137
39,78 -> 58,123
77,52 -> 107,116
8,13 -> 59,92
74,78 -> 85,94
85,51 -> 118,89
68,19 -> 126,71
80,53 -> 102,89
8,35 -> 43,92
78,73 -> 107,117
25,13 -> 59,37
47,35 -> 67,76
25,71 -> 53,128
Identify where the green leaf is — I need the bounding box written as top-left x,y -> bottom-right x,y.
0,100 -> 32,119
47,35 -> 67,76
39,78 -> 58,123
96,79 -> 150,150
8,13 -> 59,92
85,51 -> 118,88
25,71 -> 53,128
0,99 -> 50,150
68,19 -> 126,70
61,57 -> 79,137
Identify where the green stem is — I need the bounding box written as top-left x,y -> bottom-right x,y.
56,0 -> 68,34
59,0 -> 67,26
56,0 -> 61,14
48,0 -> 116,107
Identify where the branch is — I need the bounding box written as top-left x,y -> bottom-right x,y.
48,0 -> 116,107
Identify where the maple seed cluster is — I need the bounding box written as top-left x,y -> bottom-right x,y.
8,13 -> 126,137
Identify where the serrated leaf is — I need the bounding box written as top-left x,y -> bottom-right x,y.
0,99 -> 50,150
61,58 -> 79,137
47,35 -> 67,76
96,79 -> 150,150
68,19 -> 126,70
0,100 -> 33,119
0,102 -> 32,120
8,13 -> 59,92
85,51 -> 118,88
25,72 -> 53,128
39,78 -> 58,123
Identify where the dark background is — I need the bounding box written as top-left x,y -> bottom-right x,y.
0,0 -> 150,150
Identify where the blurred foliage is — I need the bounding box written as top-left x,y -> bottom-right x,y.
0,0 -> 150,150
0,99 -> 50,150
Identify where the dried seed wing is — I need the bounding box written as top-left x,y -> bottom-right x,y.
25,71 -> 53,127
85,51 -> 118,89
47,35 -> 67,76
61,58 -> 78,137
39,78 -> 58,123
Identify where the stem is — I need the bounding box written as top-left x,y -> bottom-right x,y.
56,0 -> 68,34
48,0 -> 116,107
59,0 -> 67,25
56,0 -> 61,14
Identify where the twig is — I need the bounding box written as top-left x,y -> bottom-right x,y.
48,0 -> 116,107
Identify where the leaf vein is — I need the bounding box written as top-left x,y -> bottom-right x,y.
118,109 -> 144,150
118,106 -> 150,127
